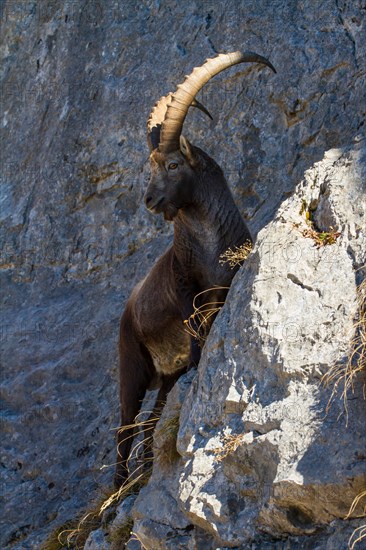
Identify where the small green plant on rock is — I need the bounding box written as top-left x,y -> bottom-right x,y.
295,199 -> 341,247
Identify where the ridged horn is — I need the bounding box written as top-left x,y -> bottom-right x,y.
159,51 -> 276,154
147,94 -> 213,152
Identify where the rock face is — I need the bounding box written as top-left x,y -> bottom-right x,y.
131,142 -> 366,548
1,0 -> 365,548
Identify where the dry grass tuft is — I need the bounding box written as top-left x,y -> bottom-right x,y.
322,276 -> 365,547
184,286 -> 228,345
348,525 -> 366,550
322,277 -> 366,423
101,409 -> 181,545
114,412 -> 158,473
100,465 -> 152,515
184,242 -> 252,345
101,414 -> 158,513
213,433 -> 246,462
109,517 -> 134,548
347,490 -> 366,549
42,522 -> 76,550
346,490 -> 366,519
42,487 -> 115,550
219,241 -> 253,269
99,411 -> 180,545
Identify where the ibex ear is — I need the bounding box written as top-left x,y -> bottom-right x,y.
180,136 -> 196,166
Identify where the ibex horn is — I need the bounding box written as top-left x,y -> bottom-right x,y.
159,51 -> 276,154
147,93 -> 213,152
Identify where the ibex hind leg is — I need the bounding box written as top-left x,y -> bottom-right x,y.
142,372 -> 183,468
115,386 -> 146,488
115,335 -> 154,488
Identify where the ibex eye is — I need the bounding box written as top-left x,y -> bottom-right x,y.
168,163 -> 178,170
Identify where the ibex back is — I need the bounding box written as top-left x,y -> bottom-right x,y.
115,51 -> 276,487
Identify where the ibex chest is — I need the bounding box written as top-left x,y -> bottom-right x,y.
145,319 -> 191,379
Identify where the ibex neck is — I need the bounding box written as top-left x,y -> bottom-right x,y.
173,178 -> 251,268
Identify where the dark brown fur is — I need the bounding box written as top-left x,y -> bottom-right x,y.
115,138 -> 252,487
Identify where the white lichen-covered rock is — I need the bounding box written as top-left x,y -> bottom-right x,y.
130,142 -> 366,548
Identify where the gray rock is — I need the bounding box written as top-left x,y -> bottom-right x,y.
107,490 -> 136,548
125,536 -> 145,550
84,527 -> 110,550
1,0 -> 365,548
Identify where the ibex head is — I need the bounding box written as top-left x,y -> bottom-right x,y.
144,51 -> 276,221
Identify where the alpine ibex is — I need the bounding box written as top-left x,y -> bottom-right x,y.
115,51 -> 276,487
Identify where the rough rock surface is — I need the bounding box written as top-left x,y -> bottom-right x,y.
1,0 -> 365,548
130,142 -> 366,548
